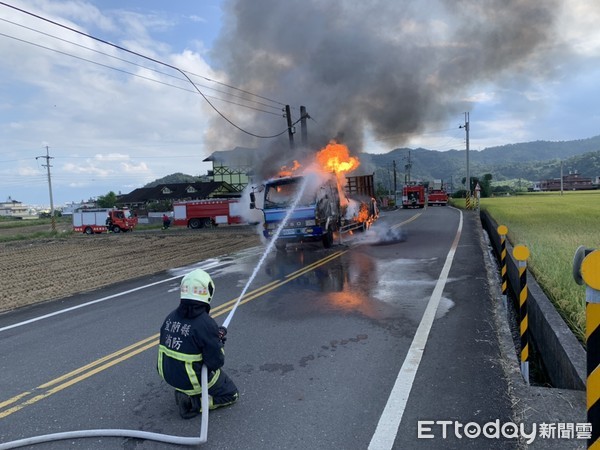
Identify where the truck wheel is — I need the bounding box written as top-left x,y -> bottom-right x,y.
275,241 -> 287,251
84,227 -> 93,235
189,218 -> 201,229
323,229 -> 334,248
112,225 -> 121,233
203,218 -> 213,228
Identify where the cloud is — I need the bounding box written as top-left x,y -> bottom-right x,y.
93,153 -> 130,162
62,162 -> 112,177
0,1 -> 221,204
17,166 -> 41,176
120,161 -> 150,173
188,15 -> 207,24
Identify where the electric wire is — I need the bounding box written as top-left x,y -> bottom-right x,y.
0,16 -> 284,112
0,31 -> 281,116
0,1 -> 291,139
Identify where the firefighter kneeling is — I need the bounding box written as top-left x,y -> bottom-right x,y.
157,269 -> 239,419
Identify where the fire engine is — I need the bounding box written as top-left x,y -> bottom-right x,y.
73,209 -> 138,234
173,198 -> 244,228
402,183 -> 426,208
427,179 -> 449,206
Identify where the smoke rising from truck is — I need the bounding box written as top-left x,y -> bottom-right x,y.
207,0 -> 565,174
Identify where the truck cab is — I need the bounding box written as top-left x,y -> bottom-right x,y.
254,175 -> 341,249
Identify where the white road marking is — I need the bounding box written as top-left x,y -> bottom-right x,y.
0,259 -> 224,333
368,209 -> 463,450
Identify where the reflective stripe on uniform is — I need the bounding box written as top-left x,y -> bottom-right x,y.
158,344 -> 220,395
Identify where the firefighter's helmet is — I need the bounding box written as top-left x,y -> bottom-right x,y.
180,269 -> 215,304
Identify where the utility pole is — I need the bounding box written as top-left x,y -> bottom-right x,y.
459,112 -> 470,205
300,105 -> 309,147
404,150 -> 412,183
560,160 -> 564,195
36,146 -> 56,232
393,159 -> 397,194
392,160 -> 398,205
284,104 -> 295,150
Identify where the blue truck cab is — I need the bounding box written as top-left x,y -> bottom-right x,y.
250,175 -> 341,249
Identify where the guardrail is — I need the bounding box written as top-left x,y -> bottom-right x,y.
480,210 -> 586,390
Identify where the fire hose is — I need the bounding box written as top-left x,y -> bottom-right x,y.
0,176 -> 312,449
0,293 -> 246,449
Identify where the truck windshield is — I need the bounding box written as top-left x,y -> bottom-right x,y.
264,178 -> 315,208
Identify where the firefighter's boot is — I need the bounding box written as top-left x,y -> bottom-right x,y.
174,391 -> 199,420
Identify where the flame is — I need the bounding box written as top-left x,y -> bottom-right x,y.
278,160 -> 301,177
356,203 -> 369,223
316,140 -> 360,174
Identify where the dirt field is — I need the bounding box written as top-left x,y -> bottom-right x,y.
0,227 -> 262,314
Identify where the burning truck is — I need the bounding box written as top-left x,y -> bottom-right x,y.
249,141 -> 378,250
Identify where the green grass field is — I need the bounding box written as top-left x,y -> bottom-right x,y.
478,191 -> 600,343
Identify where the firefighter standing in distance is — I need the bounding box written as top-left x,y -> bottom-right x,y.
157,269 -> 238,419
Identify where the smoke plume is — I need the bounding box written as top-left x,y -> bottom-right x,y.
205,0 -> 563,174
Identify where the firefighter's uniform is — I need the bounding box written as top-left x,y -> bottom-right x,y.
158,269 -> 238,418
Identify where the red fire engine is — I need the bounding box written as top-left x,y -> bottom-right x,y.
173,199 -> 244,228
402,184 -> 426,208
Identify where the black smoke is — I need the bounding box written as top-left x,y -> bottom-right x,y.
206,0 -> 562,175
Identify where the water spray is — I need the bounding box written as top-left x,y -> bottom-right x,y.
222,173 -> 312,328
0,175 -> 313,449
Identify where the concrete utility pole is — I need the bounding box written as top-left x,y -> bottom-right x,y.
300,105 -> 309,147
284,104 -> 295,150
404,150 -> 412,183
36,146 -> 56,232
393,159 -> 397,194
560,160 -> 564,196
460,112 -> 470,199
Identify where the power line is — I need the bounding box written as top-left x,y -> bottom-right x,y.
0,2 -> 291,139
0,31 -> 282,116
0,16 -> 284,112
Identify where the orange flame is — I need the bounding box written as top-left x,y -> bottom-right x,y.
278,160 -> 302,177
356,203 -> 369,223
316,140 -> 360,174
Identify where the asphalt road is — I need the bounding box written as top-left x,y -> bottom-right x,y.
0,206 -> 517,449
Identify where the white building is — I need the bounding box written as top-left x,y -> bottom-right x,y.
0,197 -> 30,217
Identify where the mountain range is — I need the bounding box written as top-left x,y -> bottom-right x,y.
363,135 -> 600,191
148,135 -> 600,192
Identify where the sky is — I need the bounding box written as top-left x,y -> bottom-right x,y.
1,0 -> 600,206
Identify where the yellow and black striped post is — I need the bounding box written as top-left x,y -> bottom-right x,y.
577,249 -> 600,448
513,244 -> 530,384
497,225 -> 508,304
465,192 -> 471,210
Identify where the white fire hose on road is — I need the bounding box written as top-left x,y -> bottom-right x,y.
0,365 -> 209,449
0,177 -> 311,449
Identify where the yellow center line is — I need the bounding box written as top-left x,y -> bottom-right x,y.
0,250 -> 347,419
391,212 -> 422,230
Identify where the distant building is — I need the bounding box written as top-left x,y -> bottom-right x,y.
0,197 -> 30,217
61,200 -> 97,215
116,181 -> 239,211
538,171 -> 596,191
203,146 -> 259,192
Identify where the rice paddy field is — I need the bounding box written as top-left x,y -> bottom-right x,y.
477,190 -> 600,343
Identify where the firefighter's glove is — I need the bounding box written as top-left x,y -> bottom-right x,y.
218,326 -> 228,344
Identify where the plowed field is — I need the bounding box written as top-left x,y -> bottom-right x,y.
0,228 -> 262,314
